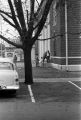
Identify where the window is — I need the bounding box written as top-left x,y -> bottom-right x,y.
0,62 -> 14,70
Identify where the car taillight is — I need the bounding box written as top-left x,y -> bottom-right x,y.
15,79 -> 19,85
15,79 -> 19,82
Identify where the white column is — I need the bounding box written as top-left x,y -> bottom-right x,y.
47,13 -> 50,51
38,13 -> 50,60
48,19 -> 50,51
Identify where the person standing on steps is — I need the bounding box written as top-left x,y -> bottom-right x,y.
46,50 -> 50,63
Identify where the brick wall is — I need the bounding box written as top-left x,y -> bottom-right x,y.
50,0 -> 81,65
68,0 -> 81,57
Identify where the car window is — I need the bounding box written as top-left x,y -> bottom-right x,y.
0,62 -> 14,70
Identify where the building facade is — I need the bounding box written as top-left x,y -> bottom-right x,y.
35,14 -> 50,61
50,0 -> 81,71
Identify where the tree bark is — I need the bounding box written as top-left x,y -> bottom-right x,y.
23,47 -> 33,84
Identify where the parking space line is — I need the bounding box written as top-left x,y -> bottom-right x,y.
28,85 -> 35,103
68,81 -> 81,90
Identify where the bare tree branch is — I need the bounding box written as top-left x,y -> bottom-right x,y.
35,0 -> 40,6
30,0 -> 35,21
0,10 -> 12,19
27,0 -> 35,37
8,0 -> 22,36
1,14 -> 17,29
33,0 -> 45,27
0,34 -> 23,49
14,0 -> 27,32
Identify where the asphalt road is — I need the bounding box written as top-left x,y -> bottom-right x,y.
0,101 -> 80,120
0,62 -> 81,120
0,82 -> 81,120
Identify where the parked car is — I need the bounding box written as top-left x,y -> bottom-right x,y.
0,57 -> 19,94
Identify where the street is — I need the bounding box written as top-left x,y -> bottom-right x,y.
0,101 -> 80,120
0,62 -> 81,120
0,81 -> 81,120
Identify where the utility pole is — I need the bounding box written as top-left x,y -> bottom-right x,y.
0,17 -> 2,57
65,0 -> 68,71
0,0 -> 3,57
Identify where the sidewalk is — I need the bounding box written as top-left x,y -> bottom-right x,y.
17,62 -> 81,82
19,77 -> 81,82
32,67 -> 81,78
19,66 -> 81,83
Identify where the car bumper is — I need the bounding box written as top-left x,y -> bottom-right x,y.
0,85 -> 19,90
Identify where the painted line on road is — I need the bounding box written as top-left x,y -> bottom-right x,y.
28,85 -> 36,103
68,81 -> 81,90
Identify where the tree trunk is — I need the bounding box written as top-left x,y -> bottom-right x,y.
23,47 -> 33,84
